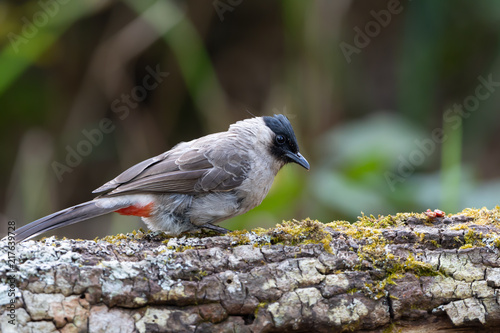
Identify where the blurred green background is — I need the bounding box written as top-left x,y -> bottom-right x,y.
2,0 -> 500,239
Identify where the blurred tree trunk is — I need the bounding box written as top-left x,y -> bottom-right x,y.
2,211 -> 500,332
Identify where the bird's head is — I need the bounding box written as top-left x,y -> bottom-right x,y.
263,114 -> 310,170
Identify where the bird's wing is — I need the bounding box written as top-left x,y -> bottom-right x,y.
93,135 -> 251,196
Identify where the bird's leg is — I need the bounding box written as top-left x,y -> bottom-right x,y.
199,223 -> 231,234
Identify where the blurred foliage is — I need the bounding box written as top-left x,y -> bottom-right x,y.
2,0 -> 500,239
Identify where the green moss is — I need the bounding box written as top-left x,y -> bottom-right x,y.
360,253 -> 441,299
227,229 -> 251,245
330,213 -> 452,281
231,218 -> 335,253
353,212 -> 427,229
389,254 -> 439,277
346,288 -> 360,295
458,206 -> 500,227
94,229 -> 170,244
95,234 -> 122,244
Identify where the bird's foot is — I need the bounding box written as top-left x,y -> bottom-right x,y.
199,223 -> 231,234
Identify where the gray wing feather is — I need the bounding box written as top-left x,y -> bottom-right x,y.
92,155 -> 164,193
197,168 -> 226,191
176,149 -> 214,171
93,134 -> 251,196
104,169 -> 207,194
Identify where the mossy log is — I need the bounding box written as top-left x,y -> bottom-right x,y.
2,208 -> 500,332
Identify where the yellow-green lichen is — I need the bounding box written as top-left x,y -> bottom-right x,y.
189,270 -> 208,281
387,254 -> 439,278
267,219 -> 333,253
363,253 -> 439,300
353,212 -> 428,229
167,245 -> 195,252
431,240 -> 441,248
457,206 -> 500,227
227,229 -> 251,245
346,288 -> 360,295
254,302 -> 268,317
227,219 -> 334,253
450,224 -> 469,231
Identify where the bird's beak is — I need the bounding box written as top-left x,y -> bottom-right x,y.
286,152 -> 310,170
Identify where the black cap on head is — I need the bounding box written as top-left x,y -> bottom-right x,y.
263,114 -> 310,170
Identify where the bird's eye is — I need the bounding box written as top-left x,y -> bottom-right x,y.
276,135 -> 286,145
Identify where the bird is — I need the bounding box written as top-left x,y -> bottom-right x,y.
14,114 -> 309,242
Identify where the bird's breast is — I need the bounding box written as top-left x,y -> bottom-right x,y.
236,157 -> 281,213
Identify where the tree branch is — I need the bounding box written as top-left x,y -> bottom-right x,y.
2,208 -> 500,332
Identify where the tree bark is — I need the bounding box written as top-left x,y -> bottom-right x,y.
2,208 -> 500,332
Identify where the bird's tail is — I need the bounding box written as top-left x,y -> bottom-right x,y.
14,200 -> 127,242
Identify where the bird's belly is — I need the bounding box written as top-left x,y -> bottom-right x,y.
188,192 -> 241,226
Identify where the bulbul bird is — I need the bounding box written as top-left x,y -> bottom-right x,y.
14,114 -> 309,242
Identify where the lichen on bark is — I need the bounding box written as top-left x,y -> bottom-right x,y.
2,207 -> 500,332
